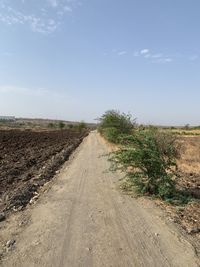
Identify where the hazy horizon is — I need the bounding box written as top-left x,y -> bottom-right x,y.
0,0 -> 199,125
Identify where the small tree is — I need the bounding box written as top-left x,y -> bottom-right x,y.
77,121 -> 87,131
48,122 -> 55,128
184,124 -> 190,130
58,121 -> 65,130
103,127 -> 120,143
110,129 -> 179,199
98,110 -> 135,142
68,124 -> 74,129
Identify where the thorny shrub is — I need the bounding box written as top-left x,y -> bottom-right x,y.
109,129 -> 180,200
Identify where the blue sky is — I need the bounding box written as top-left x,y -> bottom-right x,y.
0,0 -> 200,125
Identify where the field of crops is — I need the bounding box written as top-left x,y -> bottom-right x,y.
0,129 -> 88,215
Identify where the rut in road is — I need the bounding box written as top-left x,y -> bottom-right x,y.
1,131 -> 199,267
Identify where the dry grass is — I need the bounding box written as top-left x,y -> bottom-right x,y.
171,136 -> 200,236
177,136 -> 200,174
170,128 -> 200,136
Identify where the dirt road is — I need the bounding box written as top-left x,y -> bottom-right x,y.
1,132 -> 199,267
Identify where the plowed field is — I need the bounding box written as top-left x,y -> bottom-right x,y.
0,129 -> 88,214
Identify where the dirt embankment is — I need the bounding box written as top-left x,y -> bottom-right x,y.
0,129 -> 88,216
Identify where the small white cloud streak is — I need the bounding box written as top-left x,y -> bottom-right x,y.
117,51 -> 127,56
151,53 -> 162,58
152,58 -> 173,64
140,49 -> 149,54
133,49 -> 175,64
64,6 -> 72,12
47,0 -> 58,8
164,58 -> 173,62
113,48 -> 197,64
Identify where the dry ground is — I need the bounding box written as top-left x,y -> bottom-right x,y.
0,132 -> 199,267
161,135 -> 200,237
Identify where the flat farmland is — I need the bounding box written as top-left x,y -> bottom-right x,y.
0,129 -> 88,215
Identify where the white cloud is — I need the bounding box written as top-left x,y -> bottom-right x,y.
133,48 -> 175,63
151,53 -> 162,58
0,0 -> 79,34
117,51 -> 127,56
153,58 -> 173,64
140,49 -> 149,54
164,58 -> 173,62
64,6 -> 72,12
113,48 -> 197,64
47,0 -> 58,8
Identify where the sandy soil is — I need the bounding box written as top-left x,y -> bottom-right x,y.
0,131 -> 199,267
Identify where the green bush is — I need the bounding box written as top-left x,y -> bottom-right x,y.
58,121 -> 65,129
77,121 -> 87,131
48,122 -> 55,128
110,129 -> 179,199
68,124 -> 74,129
98,110 -> 135,142
103,127 -> 121,143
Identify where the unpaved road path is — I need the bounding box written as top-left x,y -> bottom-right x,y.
1,132 -> 199,267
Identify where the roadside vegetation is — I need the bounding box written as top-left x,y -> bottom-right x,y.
98,110 -> 196,205
98,110 -> 136,143
58,121 -> 65,130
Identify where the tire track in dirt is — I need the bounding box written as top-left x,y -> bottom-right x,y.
1,131 -> 199,267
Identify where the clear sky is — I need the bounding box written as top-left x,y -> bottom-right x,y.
0,0 -> 199,125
